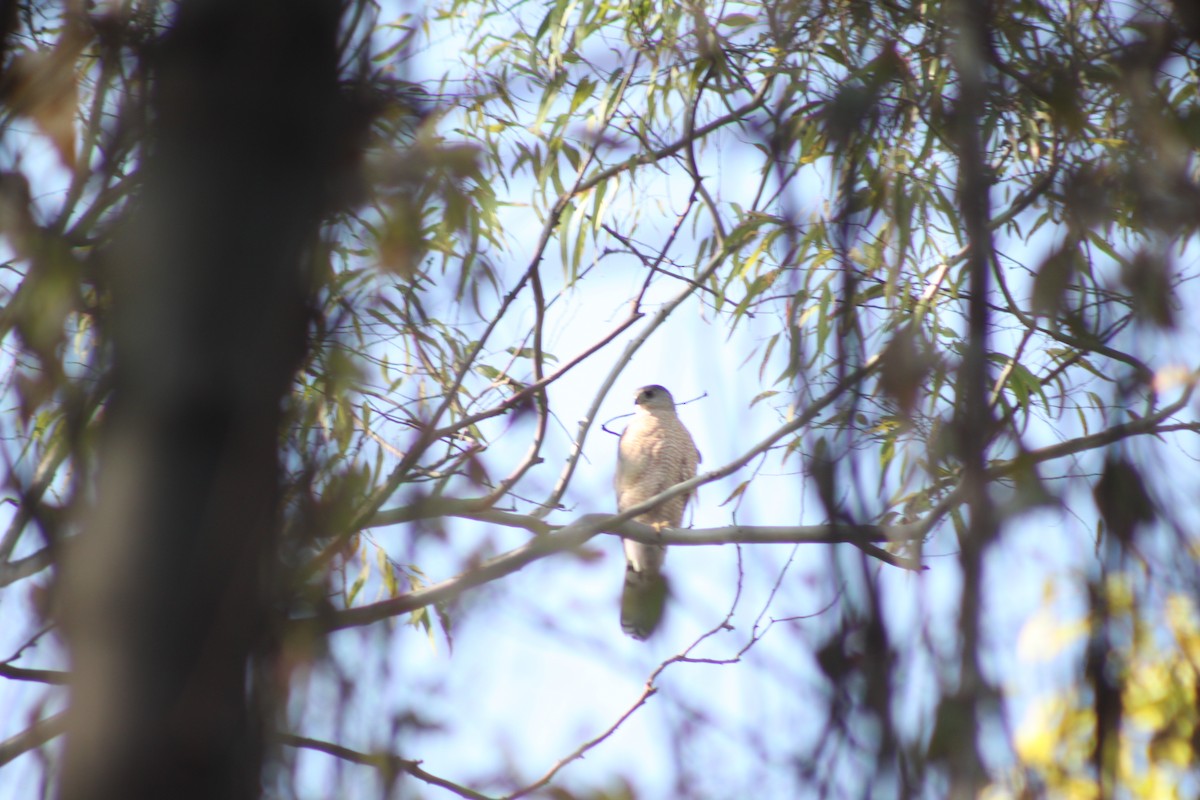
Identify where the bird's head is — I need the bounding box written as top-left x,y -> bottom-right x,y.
633,385 -> 676,412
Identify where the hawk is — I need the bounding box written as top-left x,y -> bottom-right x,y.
615,385 -> 701,639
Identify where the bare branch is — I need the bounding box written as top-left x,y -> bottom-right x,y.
277,733 -> 493,800
506,563 -> 841,799
0,548 -> 54,588
505,681 -> 657,800
0,662 -> 68,685
991,387 -> 1197,474
615,521 -> 926,548
0,711 -> 65,768
314,514 -> 922,632
342,392 -> 1200,633
572,79 -> 772,198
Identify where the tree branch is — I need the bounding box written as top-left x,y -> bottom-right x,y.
0,662 -> 68,685
312,514 -> 924,632
278,733 -> 493,800
0,547 -> 54,588
347,367 -> 1197,634
991,386 -> 1197,473
0,711 -> 65,768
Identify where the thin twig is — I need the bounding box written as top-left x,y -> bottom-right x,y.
278,733 -> 494,800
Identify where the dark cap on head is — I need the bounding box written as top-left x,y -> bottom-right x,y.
634,385 -> 675,409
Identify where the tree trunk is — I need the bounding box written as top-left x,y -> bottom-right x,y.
59,3 -> 342,798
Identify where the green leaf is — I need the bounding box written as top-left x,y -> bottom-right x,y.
346,558 -> 370,607
719,13 -> 756,28
720,480 -> 750,507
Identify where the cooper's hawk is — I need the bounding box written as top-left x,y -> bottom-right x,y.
615,385 -> 701,639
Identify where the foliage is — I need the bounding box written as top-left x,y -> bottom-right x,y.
3,0 -> 1200,797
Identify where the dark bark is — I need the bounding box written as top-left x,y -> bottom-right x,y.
947,0 -> 998,794
58,3 -> 343,799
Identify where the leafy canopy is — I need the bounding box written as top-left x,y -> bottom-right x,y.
3,0 -> 1200,797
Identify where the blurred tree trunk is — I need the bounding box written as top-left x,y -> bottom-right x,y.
58,2 -> 343,799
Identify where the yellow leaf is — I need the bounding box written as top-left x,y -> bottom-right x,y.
1149,733 -> 1192,768
1014,697 -> 1063,767
1016,607 -> 1088,663
1125,661 -> 1172,729
1166,593 -> 1200,662
1128,767 -> 1182,800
